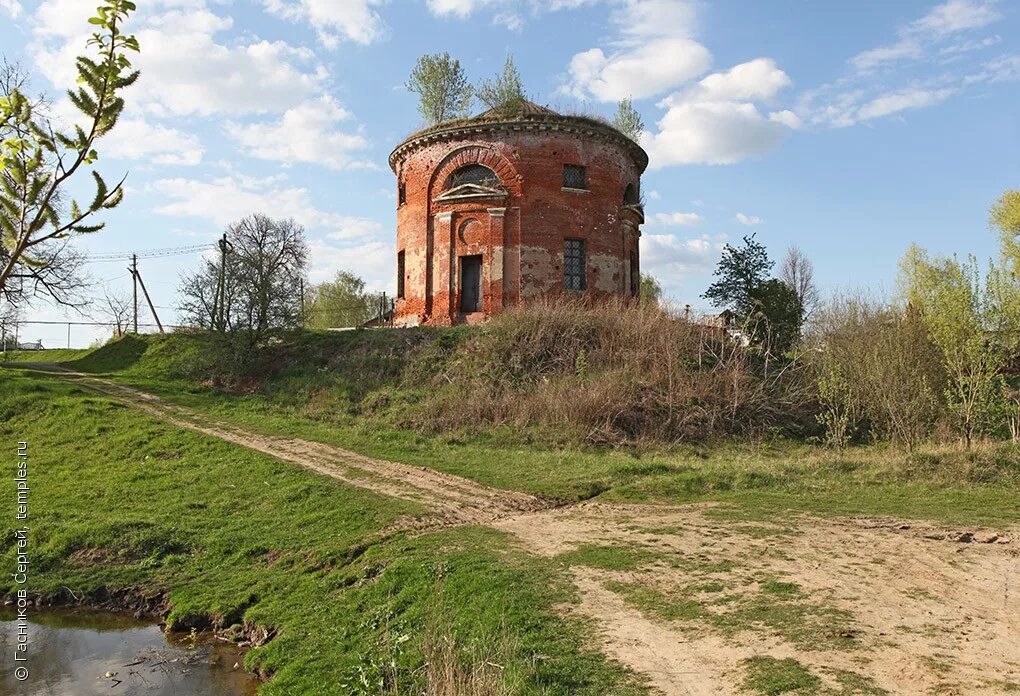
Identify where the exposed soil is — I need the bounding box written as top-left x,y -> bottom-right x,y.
33,366 -> 1020,695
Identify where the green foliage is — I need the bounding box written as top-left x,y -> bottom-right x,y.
0,1 -> 138,298
477,55 -> 526,115
305,270 -> 382,330
748,279 -> 804,355
703,234 -> 773,317
816,362 -> 855,448
899,243 -> 1020,445
639,273 -> 662,304
406,52 -> 474,126
991,190 -> 1020,268
704,235 -> 805,354
612,98 -> 644,141
812,298 -> 945,448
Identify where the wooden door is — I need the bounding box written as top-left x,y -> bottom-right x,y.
460,255 -> 482,313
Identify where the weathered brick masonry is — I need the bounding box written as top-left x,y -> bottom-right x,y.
389,102 -> 648,327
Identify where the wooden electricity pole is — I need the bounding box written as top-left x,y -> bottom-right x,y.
136,271 -> 164,333
212,233 -> 231,331
127,256 -> 164,334
130,254 -> 139,333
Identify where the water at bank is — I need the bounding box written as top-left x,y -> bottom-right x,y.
0,607 -> 260,695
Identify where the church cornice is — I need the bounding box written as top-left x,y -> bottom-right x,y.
390,115 -> 649,174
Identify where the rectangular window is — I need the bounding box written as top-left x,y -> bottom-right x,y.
564,239 -> 586,291
396,250 -> 405,299
398,183 -> 406,205
563,164 -> 587,190
630,256 -> 638,296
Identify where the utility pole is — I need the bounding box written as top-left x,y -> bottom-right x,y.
213,233 -> 231,331
299,277 -> 305,325
67,322 -> 71,349
130,254 -> 138,333
136,270 -> 164,333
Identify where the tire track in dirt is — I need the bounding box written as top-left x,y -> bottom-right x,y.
18,365 -> 1020,695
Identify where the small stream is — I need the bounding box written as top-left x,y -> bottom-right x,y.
0,607 -> 260,695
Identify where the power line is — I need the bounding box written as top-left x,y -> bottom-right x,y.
85,244 -> 214,263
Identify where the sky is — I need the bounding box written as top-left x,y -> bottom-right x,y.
1,0 -> 1018,347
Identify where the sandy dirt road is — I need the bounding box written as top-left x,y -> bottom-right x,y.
27,366 -> 1020,695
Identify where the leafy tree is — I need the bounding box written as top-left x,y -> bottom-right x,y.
305,270 -> 381,329
477,55 -> 526,115
703,234 -> 773,317
991,190 -> 1020,270
899,244 -> 1020,446
0,1 -> 139,304
406,53 -> 474,126
639,273 -> 662,304
613,98 -> 644,141
748,279 -> 804,355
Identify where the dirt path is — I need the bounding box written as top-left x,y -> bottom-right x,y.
26,366 -> 1020,695
36,366 -> 550,525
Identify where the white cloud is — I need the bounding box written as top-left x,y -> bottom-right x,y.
911,0 -> 1000,37
856,87 -> 955,120
647,212 -> 703,226
612,0 -> 699,40
940,35 -> 1001,55
734,213 -> 762,226
0,0 -> 21,18
565,38 -> 712,101
804,1 -> 1007,128
851,39 -> 924,72
425,0 -> 597,27
104,117 -> 205,166
427,0 -> 480,17
262,0 -> 387,47
30,2 -> 329,117
641,232 -> 724,277
641,59 -> 796,168
964,53 -> 1020,84
851,0 -> 1002,71
307,239 -> 393,289
647,190 -> 661,200
228,96 -> 371,170
683,57 -> 791,102
562,0 -> 712,102
153,173 -> 394,290
154,175 -> 321,227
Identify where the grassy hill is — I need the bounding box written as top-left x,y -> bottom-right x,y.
6,326 -> 1019,524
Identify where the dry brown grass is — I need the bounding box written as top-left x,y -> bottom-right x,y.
413,299 -> 814,445
421,628 -> 522,696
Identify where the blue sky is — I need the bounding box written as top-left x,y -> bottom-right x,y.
1,0 -> 1017,347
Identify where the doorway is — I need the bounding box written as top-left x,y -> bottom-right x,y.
459,255 -> 482,313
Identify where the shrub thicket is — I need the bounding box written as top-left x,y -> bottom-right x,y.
410,299 -> 814,445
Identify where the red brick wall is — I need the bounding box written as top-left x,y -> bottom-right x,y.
392,126 -> 644,327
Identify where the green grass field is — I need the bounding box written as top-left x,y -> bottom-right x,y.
0,370 -> 640,694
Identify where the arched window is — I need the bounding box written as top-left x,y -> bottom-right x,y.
623,183 -> 639,205
446,164 -> 500,190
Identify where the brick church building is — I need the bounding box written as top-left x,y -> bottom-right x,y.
389,101 -> 647,327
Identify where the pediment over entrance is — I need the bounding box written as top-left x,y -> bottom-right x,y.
434,183 -> 508,203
